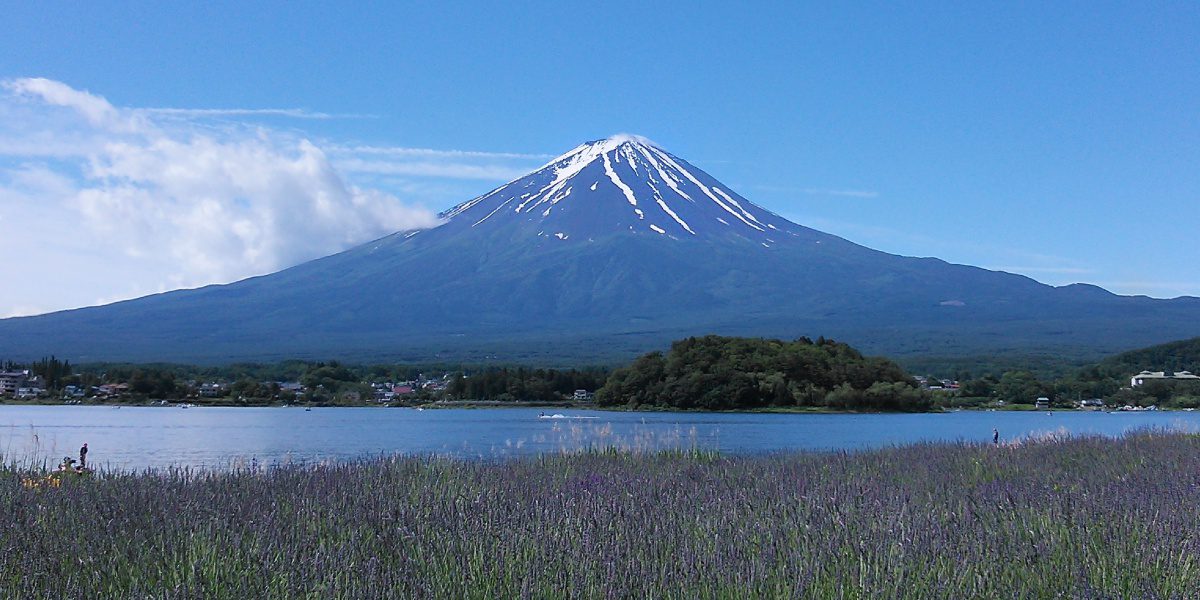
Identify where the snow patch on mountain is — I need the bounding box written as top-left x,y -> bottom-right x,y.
439,135 -> 805,246
603,152 -> 639,208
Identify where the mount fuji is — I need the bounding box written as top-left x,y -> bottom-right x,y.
3,135 -> 1199,363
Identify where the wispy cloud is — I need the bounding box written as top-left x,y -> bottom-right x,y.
993,266 -> 1096,275
779,213 -> 935,250
804,188 -> 879,198
783,212 -> 1105,286
325,144 -> 550,182
138,107 -> 375,120
753,184 -> 880,199
331,144 -> 553,161
333,157 -> 532,181
1089,281 -> 1200,298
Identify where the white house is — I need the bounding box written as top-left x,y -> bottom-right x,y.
1131,370 -> 1200,387
17,387 -> 44,399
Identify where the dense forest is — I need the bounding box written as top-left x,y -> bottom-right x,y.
1099,337 -> 1200,375
445,367 -> 608,402
596,336 -> 930,411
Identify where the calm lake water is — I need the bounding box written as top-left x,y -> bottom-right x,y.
2,405 -> 1198,471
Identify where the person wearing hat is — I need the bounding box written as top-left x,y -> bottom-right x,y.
79,443 -> 88,469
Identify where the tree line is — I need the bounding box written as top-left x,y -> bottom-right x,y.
939,336 -> 1200,409
595,335 -> 930,411
9,335 -> 1199,409
446,367 -> 608,402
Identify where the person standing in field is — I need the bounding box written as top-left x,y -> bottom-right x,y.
992,429 -> 999,446
79,443 -> 88,468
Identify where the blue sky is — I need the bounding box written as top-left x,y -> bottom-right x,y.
1,2 -> 1197,316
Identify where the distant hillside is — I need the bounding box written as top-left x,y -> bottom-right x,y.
1098,337 -> 1200,376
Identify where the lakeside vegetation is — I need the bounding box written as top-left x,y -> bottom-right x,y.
3,336 -> 1199,411
943,336 -> 1200,410
3,432 -> 1199,597
596,335 -> 930,411
445,367 -> 607,403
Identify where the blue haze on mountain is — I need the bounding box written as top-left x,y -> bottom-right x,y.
3,136 -> 1198,364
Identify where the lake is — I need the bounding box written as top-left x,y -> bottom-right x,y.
2,405 -> 1198,471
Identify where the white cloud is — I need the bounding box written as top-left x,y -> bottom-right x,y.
0,78 -> 459,316
4,77 -> 140,132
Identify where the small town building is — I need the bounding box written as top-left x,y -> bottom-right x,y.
17,386 -> 44,399
278,382 -> 304,393
0,370 -> 29,396
97,383 -> 131,397
1130,370 -> 1200,387
198,383 -> 227,398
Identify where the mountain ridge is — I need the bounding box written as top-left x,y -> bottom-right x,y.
2,134 -> 1198,364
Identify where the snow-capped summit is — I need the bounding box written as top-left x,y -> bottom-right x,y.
439,134 -> 803,247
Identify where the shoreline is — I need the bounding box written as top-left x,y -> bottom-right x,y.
0,397 -> 1178,414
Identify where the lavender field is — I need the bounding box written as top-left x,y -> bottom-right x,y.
3,432 -> 1200,598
